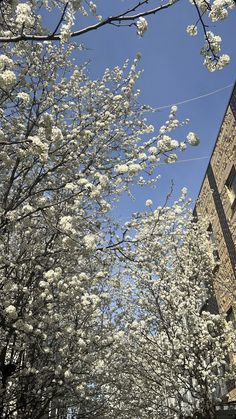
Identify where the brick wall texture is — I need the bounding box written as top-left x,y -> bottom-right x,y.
195,84 -> 236,315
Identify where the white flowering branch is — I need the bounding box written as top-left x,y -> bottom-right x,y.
192,0 -> 219,59
0,1 -> 177,43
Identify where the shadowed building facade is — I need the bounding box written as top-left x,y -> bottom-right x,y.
194,82 -> 236,410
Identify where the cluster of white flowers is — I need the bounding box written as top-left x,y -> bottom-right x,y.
186,131 -> 200,146
0,69 -> 16,89
71,0 -> 82,10
64,369 -> 72,379
5,305 -> 18,320
170,105 -> 178,113
17,92 -> 30,104
44,268 -> 62,284
114,162 -> 142,176
115,164 -> 129,174
60,24 -> 72,42
0,54 -> 14,69
165,153 -> 178,163
216,53 -> 230,70
136,17 -> 148,37
145,199 -> 153,207
128,163 -> 142,176
89,1 -> 97,15
59,216 -> 75,234
100,199 -> 111,213
209,0 -> 234,22
51,126 -> 63,143
186,25 -> 198,36
157,135 -> 179,152
15,3 -> 35,28
180,142 -> 187,151
42,113 -> 53,131
209,3 -> 228,20
186,0 -> 234,69
96,173 -> 109,189
29,135 -> 49,162
148,146 -> 158,155
83,234 -> 98,250
194,0 -> 210,12
200,30 -> 231,70
22,203 -> 34,214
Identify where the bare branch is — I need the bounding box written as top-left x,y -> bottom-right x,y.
51,2 -> 69,37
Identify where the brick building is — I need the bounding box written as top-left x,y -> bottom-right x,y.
194,82 -> 236,412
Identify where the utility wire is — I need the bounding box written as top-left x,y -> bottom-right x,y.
154,84 -> 234,164
154,83 -> 233,111
159,156 -> 209,165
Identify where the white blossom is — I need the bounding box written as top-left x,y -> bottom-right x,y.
128,163 -> 142,175
181,187 -> 188,195
148,146 -> 158,154
115,164 -> 129,174
16,3 -> 35,28
83,234 -> 98,250
136,17 -> 148,37
89,1 -> 97,15
51,127 -> 63,142
0,55 -> 14,69
171,105 -> 178,113
186,25 -> 198,36
0,70 -> 16,89
186,131 -> 200,146
165,153 -> 178,163
59,216 -> 75,233
29,135 -> 49,161
71,0 -> 82,10
145,199 -> 153,207
17,92 -> 30,103
5,305 -> 18,320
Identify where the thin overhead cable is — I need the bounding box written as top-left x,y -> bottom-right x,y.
154,83 -> 233,111
159,156 -> 209,165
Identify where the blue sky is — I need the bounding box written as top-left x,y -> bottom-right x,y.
70,2 -> 236,218
71,0 -> 236,220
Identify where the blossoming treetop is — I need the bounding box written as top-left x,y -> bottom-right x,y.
0,0 -> 234,71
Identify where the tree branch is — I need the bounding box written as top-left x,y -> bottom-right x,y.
0,1 -> 178,43
51,2 -> 69,37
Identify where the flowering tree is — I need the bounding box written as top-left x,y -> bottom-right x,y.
0,1 -> 235,418
0,35 -> 201,418
103,198 -> 235,418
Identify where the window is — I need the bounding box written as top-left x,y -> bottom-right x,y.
226,166 -> 236,207
226,306 -> 235,325
226,306 -> 236,364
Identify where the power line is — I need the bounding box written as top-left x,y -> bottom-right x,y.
159,156 -> 209,165
154,83 -> 233,111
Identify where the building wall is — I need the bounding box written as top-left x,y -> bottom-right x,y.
195,85 -> 236,316
195,84 -> 236,402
